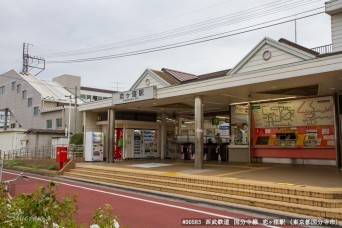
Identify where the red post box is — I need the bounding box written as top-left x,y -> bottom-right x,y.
56,146 -> 68,170
56,146 -> 68,156
56,150 -> 68,163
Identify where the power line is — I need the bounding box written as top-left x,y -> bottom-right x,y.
0,10 -> 324,94
38,0 -> 319,58
47,11 -> 324,64
35,0 -> 232,48
39,0 -> 309,57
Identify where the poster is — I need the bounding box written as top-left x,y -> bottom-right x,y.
252,97 -> 334,128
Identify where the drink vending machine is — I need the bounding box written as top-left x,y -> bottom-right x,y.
85,132 -> 104,162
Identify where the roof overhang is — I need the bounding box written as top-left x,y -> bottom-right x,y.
79,53 -> 342,115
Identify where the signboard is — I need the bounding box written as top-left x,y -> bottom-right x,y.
235,105 -> 249,115
252,96 -> 334,128
212,118 -> 219,125
112,86 -> 157,104
218,123 -> 230,136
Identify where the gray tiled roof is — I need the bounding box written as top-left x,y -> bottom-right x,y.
150,70 -> 180,85
162,68 -> 197,82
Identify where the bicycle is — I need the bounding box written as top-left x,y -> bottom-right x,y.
1,172 -> 28,201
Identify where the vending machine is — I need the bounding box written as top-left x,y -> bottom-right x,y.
85,132 -> 104,162
114,128 -> 123,159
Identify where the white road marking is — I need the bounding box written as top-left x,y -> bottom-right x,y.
3,170 -> 280,228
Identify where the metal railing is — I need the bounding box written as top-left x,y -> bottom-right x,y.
0,145 -> 84,160
311,44 -> 333,54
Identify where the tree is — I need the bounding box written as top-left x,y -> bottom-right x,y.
70,132 -> 84,145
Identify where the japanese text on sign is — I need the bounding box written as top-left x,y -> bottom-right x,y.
112,86 -> 156,104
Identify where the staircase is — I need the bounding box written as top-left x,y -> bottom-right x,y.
63,165 -> 342,220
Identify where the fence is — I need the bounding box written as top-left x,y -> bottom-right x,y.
311,44 -> 333,55
0,145 -> 84,160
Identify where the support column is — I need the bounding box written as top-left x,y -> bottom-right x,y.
247,95 -> 252,164
247,103 -> 252,164
194,96 -> 204,169
333,93 -> 341,168
107,109 -> 115,163
83,109 -> 87,159
83,112 -> 86,153
4,108 -> 8,130
160,113 -> 166,160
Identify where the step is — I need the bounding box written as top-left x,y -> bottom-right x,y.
72,166 -> 342,199
63,172 -> 342,220
67,169 -> 342,208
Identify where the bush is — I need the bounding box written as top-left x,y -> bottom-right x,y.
48,165 -> 59,171
1,181 -> 78,227
70,132 -> 84,145
0,181 -> 122,227
4,160 -> 42,169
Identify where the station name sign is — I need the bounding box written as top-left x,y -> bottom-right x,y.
112,86 -> 157,104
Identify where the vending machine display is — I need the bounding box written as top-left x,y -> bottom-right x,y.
133,130 -> 143,157
143,130 -> 158,156
114,128 -> 123,159
85,132 -> 104,162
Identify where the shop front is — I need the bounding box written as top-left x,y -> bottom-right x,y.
251,96 -> 337,166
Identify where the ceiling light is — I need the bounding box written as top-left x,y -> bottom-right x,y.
230,96 -> 297,105
204,101 -> 224,105
216,116 -> 229,119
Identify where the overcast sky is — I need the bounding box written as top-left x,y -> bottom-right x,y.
0,0 -> 331,91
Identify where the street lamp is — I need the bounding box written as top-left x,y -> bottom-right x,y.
65,95 -> 72,144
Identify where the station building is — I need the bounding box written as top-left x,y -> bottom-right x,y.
79,0 -> 342,168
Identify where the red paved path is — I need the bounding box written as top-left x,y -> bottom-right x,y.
2,170 -> 301,228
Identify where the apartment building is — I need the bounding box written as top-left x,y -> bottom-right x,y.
0,70 -> 115,151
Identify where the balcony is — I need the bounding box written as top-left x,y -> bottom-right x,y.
311,44 -> 333,55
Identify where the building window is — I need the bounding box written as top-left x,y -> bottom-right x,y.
80,94 -> 86,99
0,86 -> 5,95
28,98 -> 32,107
86,95 -> 91,101
56,118 -> 62,128
10,123 -> 16,128
33,106 -> 39,115
93,96 -> 98,101
22,90 -> 27,99
98,96 -> 103,100
46,119 -> 52,129
12,81 -> 16,90
17,84 -> 21,93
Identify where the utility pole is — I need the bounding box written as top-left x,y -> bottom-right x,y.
65,95 -> 72,143
74,86 -> 77,133
294,15 -> 297,43
111,81 -> 124,92
21,42 -> 45,75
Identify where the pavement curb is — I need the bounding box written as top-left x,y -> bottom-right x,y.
4,166 -> 58,177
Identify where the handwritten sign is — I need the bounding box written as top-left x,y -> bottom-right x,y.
252,96 -> 334,128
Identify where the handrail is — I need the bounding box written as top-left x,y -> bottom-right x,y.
311,44 -> 333,54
